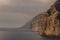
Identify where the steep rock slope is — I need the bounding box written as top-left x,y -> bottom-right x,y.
31,0 -> 60,37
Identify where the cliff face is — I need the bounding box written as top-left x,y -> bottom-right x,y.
31,0 -> 60,37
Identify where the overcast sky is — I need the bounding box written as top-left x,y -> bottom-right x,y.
0,0 -> 56,28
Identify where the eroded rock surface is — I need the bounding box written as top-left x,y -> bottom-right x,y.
31,0 -> 60,37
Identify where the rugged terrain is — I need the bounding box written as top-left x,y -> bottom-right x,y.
31,0 -> 60,37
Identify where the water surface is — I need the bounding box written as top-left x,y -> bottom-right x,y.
0,30 -> 60,40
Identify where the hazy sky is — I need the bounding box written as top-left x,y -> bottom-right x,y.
0,0 -> 56,28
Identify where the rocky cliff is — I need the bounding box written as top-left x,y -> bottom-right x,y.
31,0 -> 60,37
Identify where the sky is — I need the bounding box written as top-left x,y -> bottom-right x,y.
0,0 -> 56,28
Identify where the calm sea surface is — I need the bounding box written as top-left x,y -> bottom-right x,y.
0,30 -> 60,40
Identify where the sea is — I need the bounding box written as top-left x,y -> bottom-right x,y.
0,29 -> 60,40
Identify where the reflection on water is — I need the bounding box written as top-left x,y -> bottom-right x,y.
41,36 -> 60,40
0,31 -> 60,40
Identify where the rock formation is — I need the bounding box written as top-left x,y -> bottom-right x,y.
31,0 -> 60,37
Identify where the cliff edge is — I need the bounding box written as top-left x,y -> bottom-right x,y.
31,0 -> 60,37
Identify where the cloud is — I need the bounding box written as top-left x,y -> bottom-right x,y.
0,0 -> 11,6
0,0 -> 56,15
0,12 -> 33,28
39,0 -> 55,3
0,0 -> 56,28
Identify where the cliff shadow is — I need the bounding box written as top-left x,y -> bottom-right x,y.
41,36 -> 60,40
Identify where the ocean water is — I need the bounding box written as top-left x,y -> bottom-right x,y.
0,30 -> 60,40
0,31 -> 40,40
